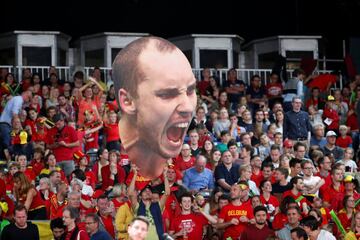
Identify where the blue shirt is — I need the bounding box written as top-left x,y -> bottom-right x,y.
90,230 -> 113,240
283,110 -> 312,140
0,96 -> 23,125
310,136 -> 327,149
183,167 -> 214,191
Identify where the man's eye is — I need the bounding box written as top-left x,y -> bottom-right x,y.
187,87 -> 195,95
158,93 -> 176,99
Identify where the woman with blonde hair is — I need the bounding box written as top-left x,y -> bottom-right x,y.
13,171 -> 46,220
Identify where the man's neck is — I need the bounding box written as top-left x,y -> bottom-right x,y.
319,169 -> 329,177
15,222 -> 27,229
333,181 -> 341,189
326,143 -> 335,149
263,192 -> 270,199
224,162 -> 233,169
57,193 -> 65,203
279,179 -> 288,186
182,209 -> 191,215
120,117 -> 166,178
190,143 -> 198,149
293,109 -> 301,113
232,198 -> 242,206
289,222 -> 299,228
291,188 -> 299,196
303,174 -> 312,180
310,229 -> 321,240
68,223 -> 76,231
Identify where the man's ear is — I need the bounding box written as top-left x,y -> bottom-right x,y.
119,89 -> 136,115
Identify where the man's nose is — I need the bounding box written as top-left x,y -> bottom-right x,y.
177,93 -> 195,117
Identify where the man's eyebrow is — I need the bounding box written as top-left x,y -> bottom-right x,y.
154,88 -> 180,96
154,82 -> 197,95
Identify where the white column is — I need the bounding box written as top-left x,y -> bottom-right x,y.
52,36 -> 57,66
227,49 -> 232,68
194,47 -> 200,69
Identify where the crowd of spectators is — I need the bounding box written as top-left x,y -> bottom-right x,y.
0,64 -> 360,240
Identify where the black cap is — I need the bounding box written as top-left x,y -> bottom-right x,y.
53,114 -> 64,123
139,184 -> 153,195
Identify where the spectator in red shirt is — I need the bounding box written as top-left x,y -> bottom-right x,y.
50,181 -> 68,220
240,205 -> 275,240
315,155 -> 332,196
103,111 -> 120,151
265,72 -> 283,108
259,180 -> 279,222
13,171 -> 47,220
101,150 -> 126,192
46,114 -> 79,177
197,68 -> 211,96
30,147 -> 45,177
92,149 -> 109,185
283,176 -> 310,215
82,110 -> 103,152
96,195 -> 116,238
16,154 -> 36,185
174,144 -> 195,172
323,168 -> 345,212
216,181 -> 254,240
336,195 -> 355,235
169,192 -> 211,239
62,206 -> 90,240
323,96 -> 340,131
250,155 -> 263,187
336,125 -> 353,149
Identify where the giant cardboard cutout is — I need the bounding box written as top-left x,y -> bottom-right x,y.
112,37 -> 197,179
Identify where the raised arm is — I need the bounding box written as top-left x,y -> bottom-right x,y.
159,166 -> 170,211
128,164 -> 139,210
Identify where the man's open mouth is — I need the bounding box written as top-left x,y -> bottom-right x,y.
166,122 -> 189,144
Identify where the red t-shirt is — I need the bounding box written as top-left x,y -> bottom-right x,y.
169,213 -> 208,240
30,159 -> 45,177
336,136 -> 353,148
100,214 -> 115,238
46,125 -> 78,162
323,184 -> 345,212
337,208 -> 352,234
197,80 -> 210,96
272,212 -> 287,230
104,123 -> 120,142
174,155 -> 195,172
23,167 -> 36,183
24,119 -> 37,135
260,195 -> 279,218
315,172 -> 332,197
266,82 -> 283,97
251,170 -> 263,187
32,128 -> 48,143
83,121 -> 99,151
218,202 -> 254,240
323,107 -> 339,130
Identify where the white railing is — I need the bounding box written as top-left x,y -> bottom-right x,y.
192,68 -> 342,89
0,65 -> 343,89
0,66 -> 71,83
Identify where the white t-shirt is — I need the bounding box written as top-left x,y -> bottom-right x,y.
339,159 -> 358,173
303,175 -> 322,197
317,229 -> 336,240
